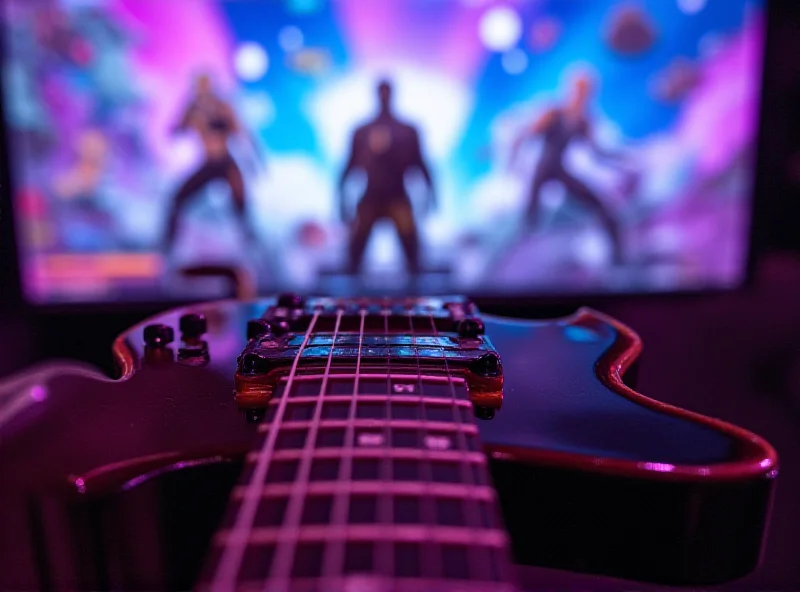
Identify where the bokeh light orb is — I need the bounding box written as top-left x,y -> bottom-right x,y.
239,92 -> 276,127
529,17 -> 561,52
501,48 -> 528,75
234,42 -> 269,81
278,26 -> 304,52
296,220 -> 327,248
479,7 -> 523,52
677,0 -> 707,15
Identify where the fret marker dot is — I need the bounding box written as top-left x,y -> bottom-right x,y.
424,435 -> 452,451
357,433 -> 384,447
393,383 -> 416,393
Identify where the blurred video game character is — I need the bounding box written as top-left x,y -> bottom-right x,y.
604,3 -> 657,56
338,79 -> 435,275
3,25 -> 53,155
510,70 -> 627,264
53,129 -> 109,205
529,17 -> 562,53
32,7 -> 75,65
650,57 -> 702,103
52,129 -> 122,250
164,73 -> 255,253
68,7 -> 141,123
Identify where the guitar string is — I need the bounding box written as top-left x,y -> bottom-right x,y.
432,308 -> 515,587
426,309 -> 463,579
321,307 -> 367,581
263,308 -> 344,588
210,310 -> 321,592
216,302 -> 506,588
415,308 -> 440,580
376,300 -> 394,578
434,310 -> 489,578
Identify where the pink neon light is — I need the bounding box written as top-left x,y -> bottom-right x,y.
642,462 -> 675,472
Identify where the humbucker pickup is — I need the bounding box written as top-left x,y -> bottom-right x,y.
233,296 -> 503,415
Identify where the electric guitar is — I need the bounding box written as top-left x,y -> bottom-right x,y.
0,295 -> 778,591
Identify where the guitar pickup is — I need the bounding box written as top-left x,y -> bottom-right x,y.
233,297 -> 503,413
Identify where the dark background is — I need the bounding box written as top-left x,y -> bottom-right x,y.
1,0 -> 800,589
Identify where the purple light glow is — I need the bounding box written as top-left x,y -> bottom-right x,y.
110,0 -> 236,172
673,15 -> 764,177
642,462 -> 675,472
334,0 -> 487,81
121,456 -> 226,491
29,385 -> 48,402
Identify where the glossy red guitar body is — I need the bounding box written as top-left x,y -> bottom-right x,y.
0,296 -> 778,591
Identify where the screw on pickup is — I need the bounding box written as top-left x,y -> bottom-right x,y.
232,296 -> 504,416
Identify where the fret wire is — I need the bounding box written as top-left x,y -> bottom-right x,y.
265,372 -> 464,385
321,308 -> 366,578
210,310 -> 321,592
418,311 -> 442,580
246,448 -> 486,464
260,417 -> 478,435
236,578 -> 517,592
265,309 -> 344,588
268,393 -> 474,406
219,524 -> 510,546
232,481 -> 498,500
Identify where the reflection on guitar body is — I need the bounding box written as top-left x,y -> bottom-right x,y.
0,295 -> 778,591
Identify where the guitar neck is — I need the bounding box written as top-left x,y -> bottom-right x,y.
198,298 -> 518,592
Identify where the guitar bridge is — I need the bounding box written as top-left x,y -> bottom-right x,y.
233,296 -> 503,414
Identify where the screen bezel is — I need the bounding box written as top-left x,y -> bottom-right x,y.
0,0 -> 772,315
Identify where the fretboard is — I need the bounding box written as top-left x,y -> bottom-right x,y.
198,298 -> 518,592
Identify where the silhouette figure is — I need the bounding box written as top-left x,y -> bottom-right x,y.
164,73 -> 254,253
338,79 -> 435,275
510,71 -> 626,264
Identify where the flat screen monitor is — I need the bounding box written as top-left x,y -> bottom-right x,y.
1,0 -> 766,303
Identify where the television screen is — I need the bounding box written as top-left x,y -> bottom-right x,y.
1,0 -> 765,302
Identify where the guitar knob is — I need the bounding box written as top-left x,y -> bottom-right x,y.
143,324 -> 174,347
247,319 -> 273,341
469,352 -> 502,377
179,313 -> 207,340
240,353 -> 270,375
177,313 -> 210,367
457,317 -> 485,338
277,293 -> 305,309
269,319 -> 291,335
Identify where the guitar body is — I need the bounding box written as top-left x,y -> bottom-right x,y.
0,297 -> 777,591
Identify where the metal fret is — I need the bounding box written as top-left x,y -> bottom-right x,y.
217,525 -> 509,546
245,449 -> 486,464
234,577 -> 517,592
262,393 -> 475,407
258,417 -> 480,434
231,482 -> 498,500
